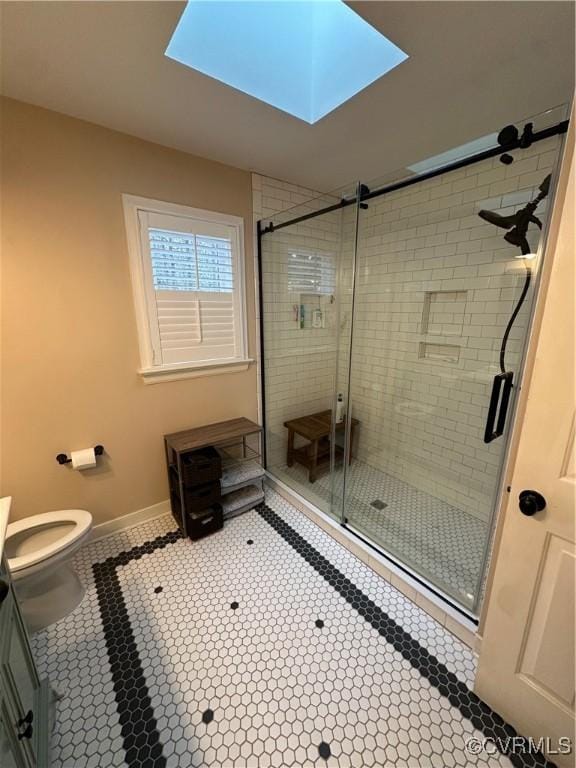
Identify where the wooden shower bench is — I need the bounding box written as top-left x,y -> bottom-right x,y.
283,409 -> 358,483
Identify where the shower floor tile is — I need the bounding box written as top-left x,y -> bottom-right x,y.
276,461 -> 489,606
30,489 -> 545,768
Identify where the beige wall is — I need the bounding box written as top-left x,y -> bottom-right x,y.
0,98 -> 258,525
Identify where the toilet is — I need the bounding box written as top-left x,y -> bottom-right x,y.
5,509 -> 92,632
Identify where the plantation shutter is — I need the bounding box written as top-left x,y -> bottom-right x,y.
138,210 -> 243,366
287,251 -> 336,294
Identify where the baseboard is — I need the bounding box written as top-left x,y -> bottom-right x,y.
265,473 -> 480,652
89,499 -> 171,542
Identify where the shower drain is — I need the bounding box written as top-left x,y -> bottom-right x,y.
370,499 -> 387,510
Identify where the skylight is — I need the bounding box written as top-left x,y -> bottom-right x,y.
165,0 -> 408,124
407,132 -> 499,175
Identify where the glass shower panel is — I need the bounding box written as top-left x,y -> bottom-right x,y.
259,185 -> 359,518
341,115 -> 565,612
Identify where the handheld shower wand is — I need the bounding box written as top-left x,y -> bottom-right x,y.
478,175 -> 550,257
478,173 -> 551,442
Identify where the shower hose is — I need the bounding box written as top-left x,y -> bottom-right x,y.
499,260 -> 532,375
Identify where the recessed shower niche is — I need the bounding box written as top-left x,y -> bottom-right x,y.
420,290 -> 468,336
418,289 -> 468,364
292,293 -> 333,330
418,341 -> 461,364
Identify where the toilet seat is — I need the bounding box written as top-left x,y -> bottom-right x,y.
6,510 -> 92,573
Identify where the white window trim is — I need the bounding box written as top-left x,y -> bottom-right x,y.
122,194 -> 251,383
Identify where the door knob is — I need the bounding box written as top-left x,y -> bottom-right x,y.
17,709 -> 34,741
519,490 -> 546,516
17,710 -> 33,728
17,723 -> 33,741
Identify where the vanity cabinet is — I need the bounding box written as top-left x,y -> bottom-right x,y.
1,698 -> 21,768
0,556 -> 50,767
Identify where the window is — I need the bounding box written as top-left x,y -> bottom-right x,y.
287,251 -> 336,294
123,196 -> 249,382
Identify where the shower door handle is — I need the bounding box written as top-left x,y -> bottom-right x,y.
484,371 -> 514,443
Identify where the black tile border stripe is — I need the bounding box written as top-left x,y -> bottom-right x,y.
257,502 -> 554,768
93,530 -> 182,768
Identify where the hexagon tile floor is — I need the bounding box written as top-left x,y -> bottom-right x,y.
275,460 -> 488,605
30,488 -> 552,768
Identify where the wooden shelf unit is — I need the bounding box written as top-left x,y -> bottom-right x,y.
164,418 -> 264,537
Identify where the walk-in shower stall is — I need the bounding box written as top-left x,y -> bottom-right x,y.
258,108 -> 568,617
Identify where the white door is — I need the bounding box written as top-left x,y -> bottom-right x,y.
475,124 -> 575,767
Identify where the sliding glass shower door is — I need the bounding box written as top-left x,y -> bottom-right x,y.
340,113 -> 566,612
260,106 -> 567,615
259,184 -> 360,519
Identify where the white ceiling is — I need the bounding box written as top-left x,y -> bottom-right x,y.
1,1 -> 574,191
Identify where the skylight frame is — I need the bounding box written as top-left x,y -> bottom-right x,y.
165,0 -> 409,124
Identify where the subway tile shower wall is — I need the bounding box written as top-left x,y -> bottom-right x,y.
255,137 -> 558,522
254,174 -> 344,471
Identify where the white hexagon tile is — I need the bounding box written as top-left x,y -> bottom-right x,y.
30,489 -> 550,768
279,460 -> 487,604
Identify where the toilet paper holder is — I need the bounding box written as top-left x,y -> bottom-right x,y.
56,445 -> 104,465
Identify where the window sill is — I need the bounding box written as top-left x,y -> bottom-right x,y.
139,359 -> 254,385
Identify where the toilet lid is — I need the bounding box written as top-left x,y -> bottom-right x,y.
6,509 -> 92,572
